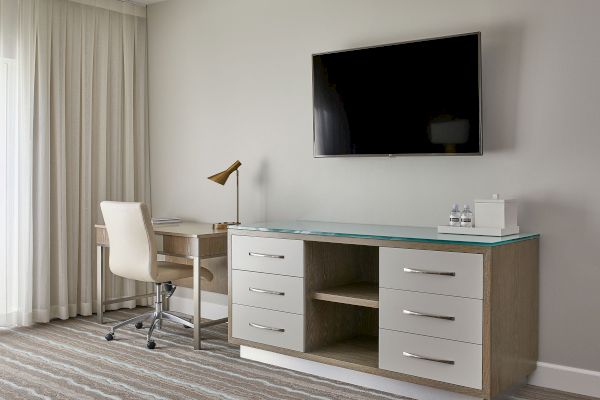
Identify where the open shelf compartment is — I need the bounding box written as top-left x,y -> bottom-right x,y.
304,241 -> 379,368
309,335 -> 378,368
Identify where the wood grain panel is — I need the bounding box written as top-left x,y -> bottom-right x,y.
173,256 -> 228,294
305,301 -> 378,352
309,335 -> 378,368
305,241 -> 378,290
163,236 -> 198,257
486,238 -> 539,398
161,236 -> 226,259
482,247 -> 493,396
304,241 -> 378,351
202,236 -> 227,258
312,282 -> 379,308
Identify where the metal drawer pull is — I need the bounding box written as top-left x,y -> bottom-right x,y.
403,309 -> 455,321
402,351 -> 455,365
403,267 -> 455,277
249,287 -> 285,296
248,322 -> 285,332
249,252 -> 285,259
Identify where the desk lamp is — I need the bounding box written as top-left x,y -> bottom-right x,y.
208,160 -> 242,229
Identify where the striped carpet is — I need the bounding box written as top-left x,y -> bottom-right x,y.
0,308 -> 410,400
0,308 -> 593,400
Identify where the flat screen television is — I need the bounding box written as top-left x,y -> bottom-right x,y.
313,32 -> 482,157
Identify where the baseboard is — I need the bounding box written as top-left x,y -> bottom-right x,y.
528,361 -> 600,398
167,287 -> 228,320
240,346 -> 479,400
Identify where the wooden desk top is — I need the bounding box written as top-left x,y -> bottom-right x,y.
95,222 -> 227,238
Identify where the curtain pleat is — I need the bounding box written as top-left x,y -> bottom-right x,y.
32,0 -> 53,322
66,1 -> 82,317
0,0 -> 150,326
79,3 -> 95,316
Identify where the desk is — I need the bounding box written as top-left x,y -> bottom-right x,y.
95,222 -> 227,350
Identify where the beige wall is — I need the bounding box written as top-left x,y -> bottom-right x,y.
147,0 -> 600,371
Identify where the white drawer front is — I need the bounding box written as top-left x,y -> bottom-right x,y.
232,270 -> 304,314
232,304 -> 304,352
380,248 -> 483,299
380,288 -> 482,344
379,329 -> 482,389
232,235 -> 303,277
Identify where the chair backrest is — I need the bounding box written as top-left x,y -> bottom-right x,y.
100,201 -> 158,282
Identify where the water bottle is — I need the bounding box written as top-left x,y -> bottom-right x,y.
449,204 -> 461,227
460,205 -> 473,228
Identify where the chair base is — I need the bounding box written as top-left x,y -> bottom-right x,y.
105,283 -> 193,348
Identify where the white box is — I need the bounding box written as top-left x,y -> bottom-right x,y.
474,195 -> 518,229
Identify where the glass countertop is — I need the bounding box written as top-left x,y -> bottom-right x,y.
229,220 -> 539,246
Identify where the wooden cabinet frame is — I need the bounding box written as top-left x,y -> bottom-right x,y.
228,229 -> 538,399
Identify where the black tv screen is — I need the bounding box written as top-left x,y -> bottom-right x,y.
313,33 -> 482,157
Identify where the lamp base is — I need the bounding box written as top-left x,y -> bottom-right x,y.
212,222 -> 240,230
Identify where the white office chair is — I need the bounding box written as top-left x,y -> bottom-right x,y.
100,201 -> 213,349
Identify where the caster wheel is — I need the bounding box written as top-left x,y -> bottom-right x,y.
147,340 -> 156,349
135,322 -> 143,329
105,333 -> 114,341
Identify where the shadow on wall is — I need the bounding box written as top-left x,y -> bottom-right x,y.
254,158 -> 270,222
519,193 -> 598,275
481,22 -> 525,153
519,191 -> 600,367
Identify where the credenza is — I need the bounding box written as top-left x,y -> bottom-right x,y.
227,221 -> 539,399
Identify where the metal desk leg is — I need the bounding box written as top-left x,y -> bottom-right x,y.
193,256 -> 202,350
97,245 -> 106,324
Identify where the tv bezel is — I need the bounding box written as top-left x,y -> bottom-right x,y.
312,32 -> 483,158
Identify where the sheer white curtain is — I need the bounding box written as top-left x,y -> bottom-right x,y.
1,0 -> 30,327
0,0 -> 151,327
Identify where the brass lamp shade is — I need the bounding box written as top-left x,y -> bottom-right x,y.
208,160 -> 242,229
207,160 -> 241,185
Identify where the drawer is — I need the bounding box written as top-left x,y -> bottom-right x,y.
379,329 -> 482,389
380,288 -> 482,344
232,235 -> 303,277
232,270 -> 304,314
232,304 -> 304,352
380,247 -> 483,299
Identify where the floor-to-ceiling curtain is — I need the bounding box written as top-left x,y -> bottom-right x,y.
1,0 -> 24,327
0,0 -> 151,327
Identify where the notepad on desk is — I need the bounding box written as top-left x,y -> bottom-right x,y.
151,217 -> 182,225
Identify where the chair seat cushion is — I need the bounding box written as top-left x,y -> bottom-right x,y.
156,261 -> 195,282
155,261 -> 214,282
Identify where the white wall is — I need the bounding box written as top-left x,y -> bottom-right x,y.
147,0 -> 600,375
